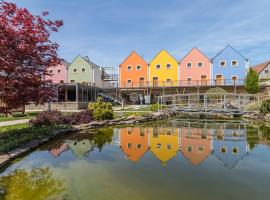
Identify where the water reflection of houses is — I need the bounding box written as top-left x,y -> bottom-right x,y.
149,127 -> 179,165
66,139 -> 94,159
212,123 -> 249,169
119,127 -> 148,162
49,143 -> 69,158
180,122 -> 212,165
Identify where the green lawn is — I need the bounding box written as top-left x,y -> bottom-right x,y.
0,112 -> 38,122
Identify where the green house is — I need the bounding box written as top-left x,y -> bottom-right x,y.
68,55 -> 104,87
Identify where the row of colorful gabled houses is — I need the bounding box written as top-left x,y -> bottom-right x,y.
49,126 -> 249,168
47,45 -> 270,88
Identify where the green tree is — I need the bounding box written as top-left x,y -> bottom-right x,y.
245,69 -> 259,94
88,97 -> 114,120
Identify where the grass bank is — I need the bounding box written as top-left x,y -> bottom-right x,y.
0,112 -> 38,122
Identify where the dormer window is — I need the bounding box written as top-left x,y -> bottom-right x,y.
198,62 -> 203,67
220,61 -> 226,67
82,68 -> 85,72
156,64 -> 161,69
231,60 -> 238,67
136,65 -> 141,70
127,66 -> 132,71
187,63 -> 192,68
166,64 -> 171,69
73,69 -> 77,72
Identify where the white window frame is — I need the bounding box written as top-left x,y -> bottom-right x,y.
187,146 -> 192,152
127,143 -> 132,148
73,68 -> 77,73
156,64 -> 161,69
166,63 -> 171,69
231,75 -> 238,81
220,60 -> 226,67
82,68 -> 86,72
136,65 -> 141,70
197,62 -> 203,68
127,79 -> 132,84
198,145 -> 204,152
127,65 -> 132,71
137,144 -> 142,149
166,78 -> 171,83
220,147 -> 227,154
187,62 -> 192,68
57,69 -> 61,73
232,147 -> 239,154
231,60 -> 238,67
187,77 -> 192,81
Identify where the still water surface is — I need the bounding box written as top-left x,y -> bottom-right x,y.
0,119 -> 270,200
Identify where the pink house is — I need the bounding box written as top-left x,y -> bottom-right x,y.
179,48 -> 211,86
47,60 -> 69,83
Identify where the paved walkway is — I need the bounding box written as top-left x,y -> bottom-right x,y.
0,119 -> 30,127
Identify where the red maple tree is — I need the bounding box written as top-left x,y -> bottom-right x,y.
0,1 -> 63,114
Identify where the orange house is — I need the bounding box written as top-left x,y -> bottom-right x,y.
120,127 -> 149,162
119,51 -> 148,88
180,127 -> 212,166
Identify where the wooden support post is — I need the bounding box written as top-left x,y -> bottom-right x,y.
65,86 -> 68,102
76,83 -> 79,102
224,94 -> 226,111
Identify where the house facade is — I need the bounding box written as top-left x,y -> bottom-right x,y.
119,127 -> 149,162
119,51 -> 148,88
149,127 -> 179,165
68,55 -> 105,87
212,45 -> 249,85
213,124 -> 249,169
149,50 -> 179,87
47,60 -> 69,84
180,127 -> 212,165
179,48 -> 211,86
252,60 -> 270,80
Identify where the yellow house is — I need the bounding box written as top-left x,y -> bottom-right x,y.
149,128 -> 179,165
149,50 -> 179,87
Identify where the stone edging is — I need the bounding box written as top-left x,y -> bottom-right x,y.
0,128 -> 79,169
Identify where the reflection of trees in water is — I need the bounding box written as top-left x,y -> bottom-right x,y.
0,167 -> 66,200
92,128 -> 114,151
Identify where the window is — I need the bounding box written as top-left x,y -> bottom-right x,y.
220,60 -> 226,67
157,143 -> 161,149
198,62 -> 203,67
82,81 -> 86,84
73,69 -> 77,72
187,62 -> 192,68
70,80 -> 75,83
127,66 -> 132,71
137,144 -> 142,149
233,131 -> 239,137
187,77 -> 192,81
166,64 -> 171,69
232,147 -> 239,154
265,70 -> 269,74
128,128 -> 132,134
57,69 -> 61,73
156,64 -> 161,69
82,68 -> 86,72
128,143 -> 132,148
198,146 -> 204,152
60,80 -> 64,84
166,79 -> 171,83
187,146 -> 192,152
167,144 -> 172,150
136,65 -> 141,70
127,80 -> 132,84
166,131 -> 171,135
49,70 -> 53,74
220,147 -> 227,154
232,76 -> 237,81
231,60 -> 238,67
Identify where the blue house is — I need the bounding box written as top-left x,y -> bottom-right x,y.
212,45 -> 249,85
213,124 -> 249,169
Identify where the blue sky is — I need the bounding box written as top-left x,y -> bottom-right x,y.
10,0 -> 270,67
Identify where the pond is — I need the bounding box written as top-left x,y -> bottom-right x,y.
0,119 -> 270,200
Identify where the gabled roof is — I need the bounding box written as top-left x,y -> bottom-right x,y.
119,51 -> 147,67
69,55 -> 103,70
211,45 -> 248,62
149,49 -> 178,64
251,60 -> 270,74
60,59 -> 70,70
179,47 -> 211,63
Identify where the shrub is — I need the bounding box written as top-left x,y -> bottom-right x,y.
150,103 -> 159,112
30,110 -> 93,126
29,110 -> 64,127
259,99 -> 270,115
88,97 -> 114,120
245,69 -> 259,94
66,110 -> 93,125
206,87 -> 227,98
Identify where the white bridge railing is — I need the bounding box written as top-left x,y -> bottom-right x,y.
157,93 -> 267,113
